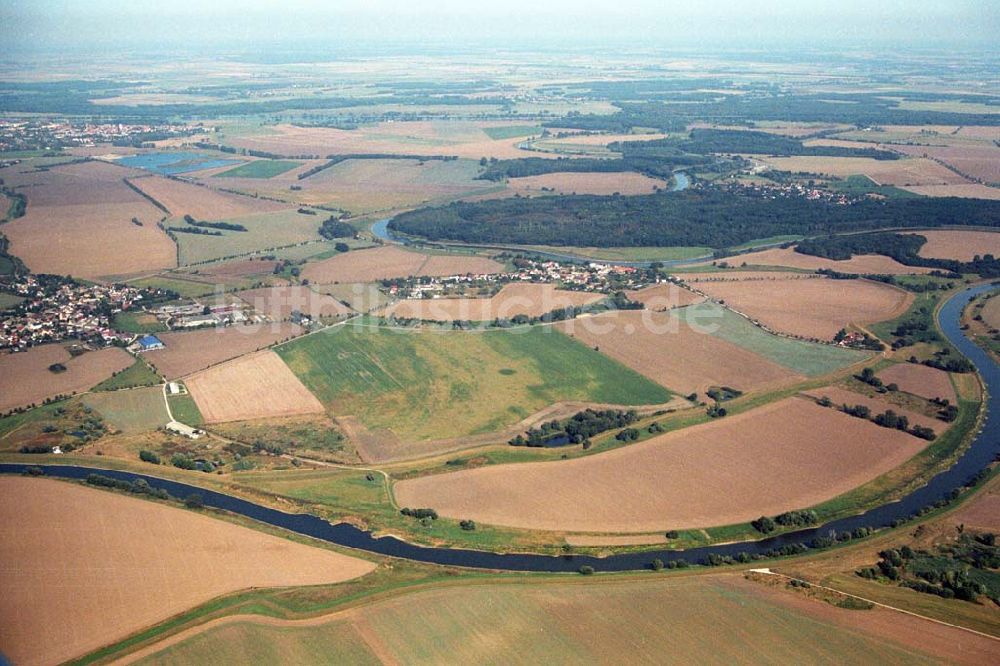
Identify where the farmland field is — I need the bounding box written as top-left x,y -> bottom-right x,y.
0,345 -> 134,412
213,159 -> 303,179
171,209 -> 328,265
91,358 -> 161,391
186,351 -> 325,423
0,476 -> 375,666
506,171 -> 666,195
83,385 -> 168,433
894,144 -> 1000,183
692,276 -> 912,340
395,396 -> 930,532
142,323 -> 303,379
757,155 -> 967,186
558,309 -> 801,395
2,160 -> 176,278
126,175 -> 287,220
275,323 -> 671,445
288,158 -> 496,213
624,282 -> 705,309
713,247 -> 933,275
897,183 -> 1000,199
910,229 -> 1000,261
877,363 -> 957,403
384,282 -> 604,321
302,245 -> 503,284
526,245 -> 712,262
801,386 -> 944,434
226,120 -> 561,160
982,294 -> 1000,329
238,285 -> 352,320
128,575 -> 947,666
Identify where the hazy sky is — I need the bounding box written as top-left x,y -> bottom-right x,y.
2,0 -> 998,54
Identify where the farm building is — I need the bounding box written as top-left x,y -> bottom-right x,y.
136,335 -> 164,351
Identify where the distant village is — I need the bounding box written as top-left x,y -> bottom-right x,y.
0,119 -> 205,152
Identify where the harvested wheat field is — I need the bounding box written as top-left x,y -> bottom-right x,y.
186,351 -> 324,423
396,397 -> 928,532
507,171 -> 665,196
125,175 -> 287,220
385,282 -> 603,321
682,271 -> 817,283
899,183 -> 1000,199
557,310 -> 799,395
909,229 -> 1000,261
758,155 -> 966,186
894,144 -> 1000,183
694,277 -> 912,340
878,363 -> 957,403
0,476 -> 375,666
228,121 -> 553,160
0,345 -> 133,412
239,285 -> 351,320
801,386 -> 942,433
142,323 -> 303,379
718,247 -> 933,275
624,282 -> 704,310
302,245 -> 503,284
3,161 -> 175,278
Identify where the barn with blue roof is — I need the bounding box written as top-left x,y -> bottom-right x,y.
136,334 -> 164,351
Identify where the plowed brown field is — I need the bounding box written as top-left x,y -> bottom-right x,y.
395,397 -> 929,532
624,282 -> 705,310
0,476 -> 374,666
910,229 -> 1000,262
877,363 -> 957,403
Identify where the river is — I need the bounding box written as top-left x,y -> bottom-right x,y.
2,284 -> 997,572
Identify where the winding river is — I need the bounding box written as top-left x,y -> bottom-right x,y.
2,283 -> 998,572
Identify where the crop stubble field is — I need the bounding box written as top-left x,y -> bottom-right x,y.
711,247 -> 934,275
506,171 -> 666,195
238,285 -> 352,320
126,174 -> 287,220
186,350 -> 325,423
877,363 -> 957,403
910,229 -> 1000,262
395,397 -> 931,532
0,477 -> 375,666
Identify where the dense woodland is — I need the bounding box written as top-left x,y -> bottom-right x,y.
390,189 -> 1000,250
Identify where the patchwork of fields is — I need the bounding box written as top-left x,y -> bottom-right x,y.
275,323 -> 672,445
384,282 -> 604,321
302,245 -> 503,284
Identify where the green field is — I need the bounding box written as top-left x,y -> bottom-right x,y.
111,311 -> 169,335
167,392 -> 203,426
214,160 -> 303,179
84,386 -> 168,434
275,323 -> 671,441
830,175 -> 921,199
677,305 -> 870,376
482,125 -> 543,140
91,359 -> 162,391
173,209 -> 325,265
133,577 -> 937,665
